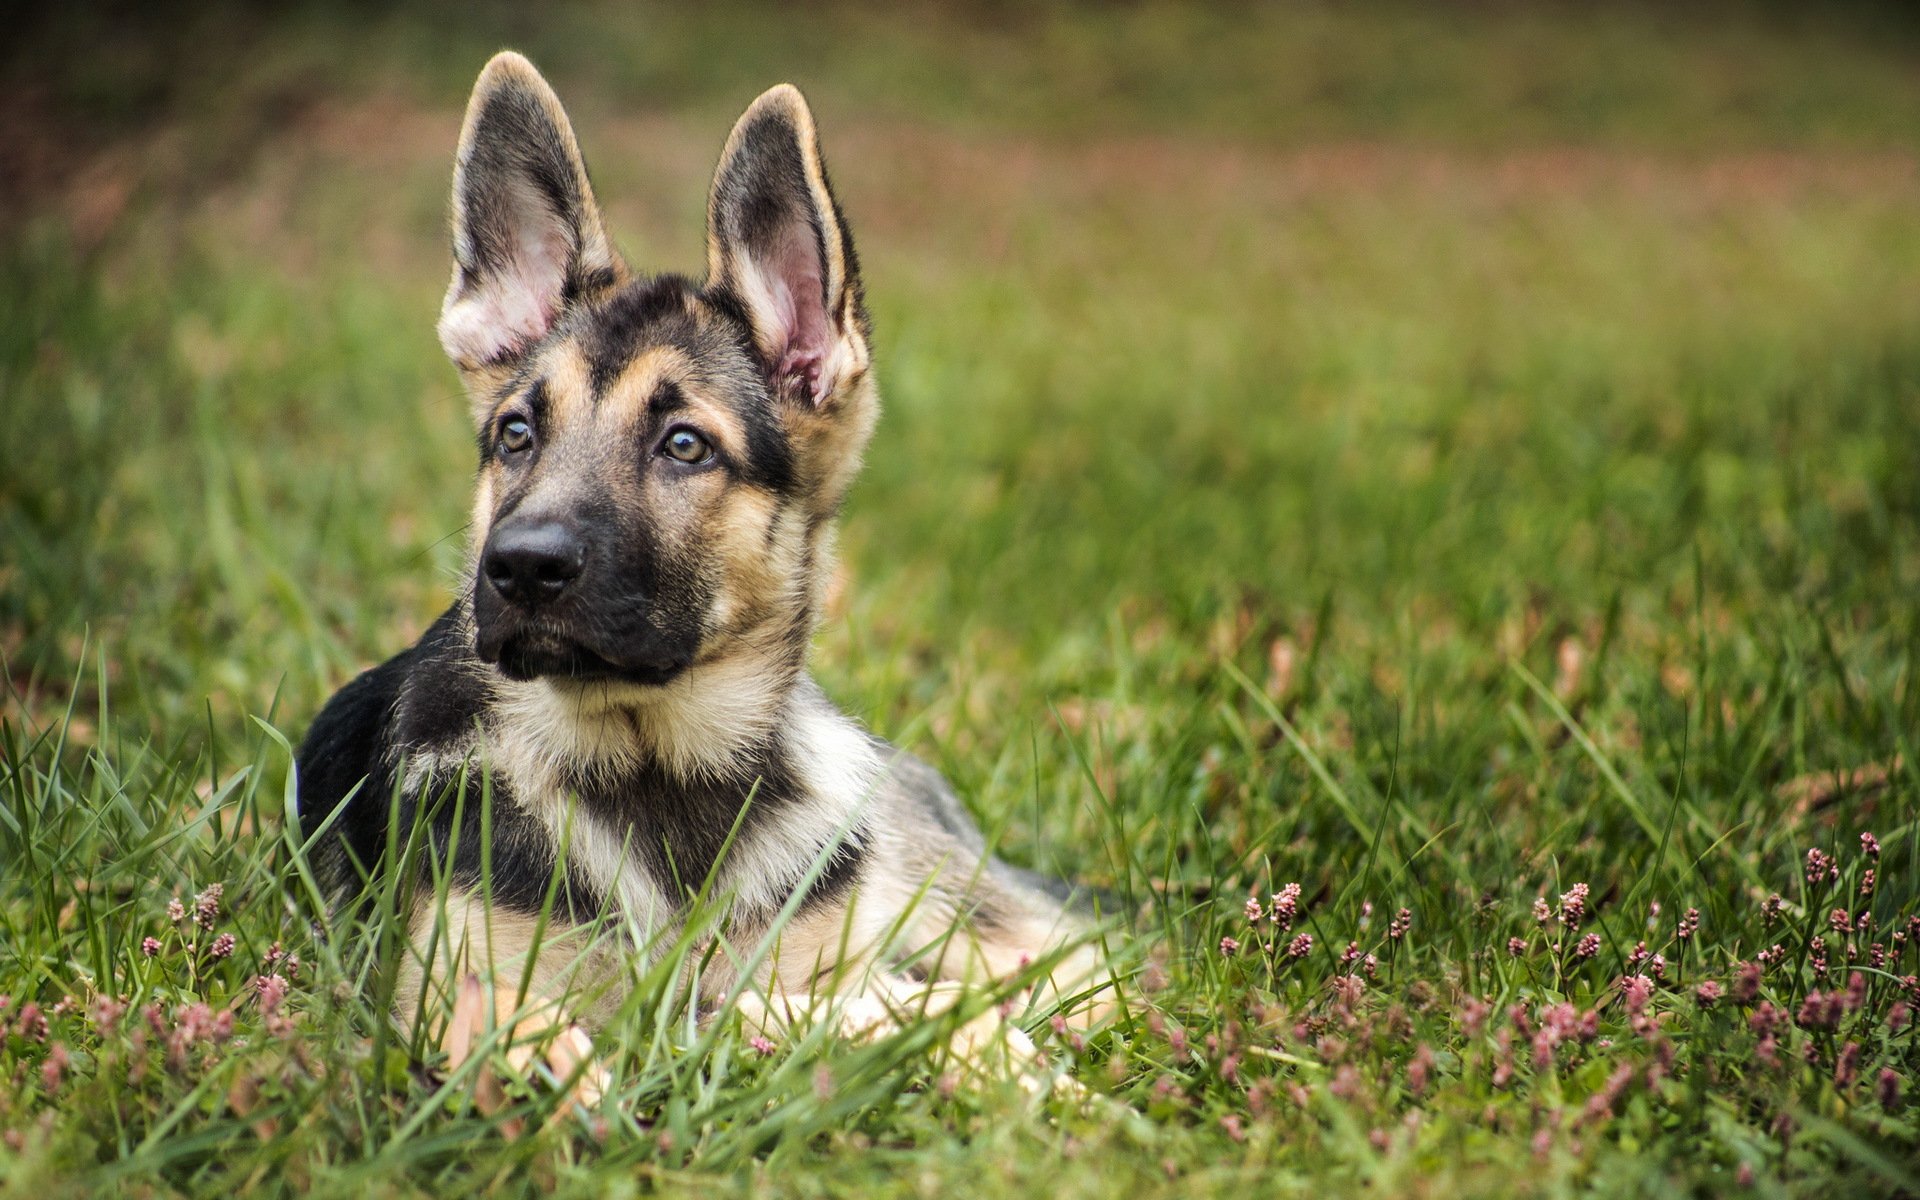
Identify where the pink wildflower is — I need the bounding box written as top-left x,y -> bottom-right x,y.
1244,895 -> 1263,923
167,898 -> 186,925
1460,996 -> 1492,1037
40,1042 -> 69,1093
1580,1063 -> 1635,1125
1676,908 -> 1699,940
1388,908 -> 1412,940
1572,933 -> 1600,961
1285,933 -> 1312,959
15,1003 -> 47,1043
1834,1042 -> 1862,1089
1219,936 -> 1240,957
1694,981 -> 1722,1008
1830,908 -> 1853,935
1761,894 -> 1786,926
253,974 -> 289,1015
1532,897 -> 1552,925
1806,849 -> 1838,886
141,936 -> 162,958
749,1035 -> 775,1056
1270,883 -> 1302,930
1878,1068 -> 1902,1109
1796,991 -> 1843,1031
1861,832 -> 1881,858
1844,970 -> 1868,1012
193,884 -> 223,931
208,933 -> 235,960
1507,937 -> 1527,957
1620,975 -> 1654,1014
1408,1044 -> 1435,1098
1557,883 -> 1590,927
1732,961 -> 1762,1003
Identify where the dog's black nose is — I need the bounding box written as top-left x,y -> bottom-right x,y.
483,521 -> 585,607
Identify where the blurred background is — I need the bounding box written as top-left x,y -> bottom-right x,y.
3,2 -> 1918,836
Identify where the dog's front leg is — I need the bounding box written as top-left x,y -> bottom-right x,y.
403,887 -> 614,1121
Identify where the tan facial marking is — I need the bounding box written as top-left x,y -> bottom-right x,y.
612,345 -> 754,462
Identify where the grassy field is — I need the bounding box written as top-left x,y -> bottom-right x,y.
5,1 -> 1920,1194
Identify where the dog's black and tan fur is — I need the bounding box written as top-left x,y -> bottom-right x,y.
296,54 -> 1100,1079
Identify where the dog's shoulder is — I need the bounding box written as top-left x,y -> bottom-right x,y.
296,605 -> 489,876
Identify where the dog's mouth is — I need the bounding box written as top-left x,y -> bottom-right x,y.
478,627 -> 690,688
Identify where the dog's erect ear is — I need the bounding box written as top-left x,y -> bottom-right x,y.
438,52 -> 626,388
706,85 -> 869,409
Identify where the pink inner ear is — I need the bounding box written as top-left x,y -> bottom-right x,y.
440,203 -> 573,367
764,230 -> 834,407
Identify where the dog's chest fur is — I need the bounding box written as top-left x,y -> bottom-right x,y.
310,606 -> 881,942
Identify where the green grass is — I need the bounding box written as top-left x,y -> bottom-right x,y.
5,2 -> 1920,1195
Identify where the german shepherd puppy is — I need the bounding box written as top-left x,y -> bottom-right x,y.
296,53 -> 1102,1091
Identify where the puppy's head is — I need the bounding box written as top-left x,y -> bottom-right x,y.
435,54 -> 875,689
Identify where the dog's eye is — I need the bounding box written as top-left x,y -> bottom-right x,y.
660,428 -> 713,465
498,417 -> 533,456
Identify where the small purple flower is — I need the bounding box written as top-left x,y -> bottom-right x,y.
141,936 -> 162,958
1878,1068 -> 1902,1109
1574,933 -> 1601,961
1796,991 -> 1842,1031
253,974 -> 289,1014
1219,936 -> 1240,957
1270,883 -> 1302,930
1761,894 -> 1786,927
208,933 -> 235,960
1844,970 -> 1867,1013
1675,908 -> 1699,940
40,1042 -> 69,1093
1694,981 -> 1722,1008
1620,975 -> 1654,1013
1861,832 -> 1881,858
192,884 -> 223,931
1388,908 -> 1412,940
15,1003 -> 48,1043
1557,884 -> 1590,928
1285,933 -> 1312,959
1507,937 -> 1527,957
1834,1041 -> 1862,1089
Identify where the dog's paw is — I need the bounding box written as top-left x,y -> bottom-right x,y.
740,978 -> 1075,1097
445,974 -> 611,1132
